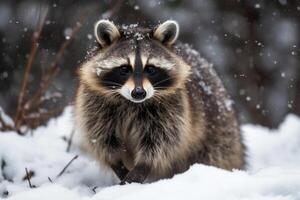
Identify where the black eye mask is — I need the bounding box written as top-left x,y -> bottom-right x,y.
100,65 -> 132,89
144,65 -> 173,89
99,64 -> 173,90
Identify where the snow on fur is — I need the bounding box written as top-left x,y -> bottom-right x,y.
0,107 -> 300,200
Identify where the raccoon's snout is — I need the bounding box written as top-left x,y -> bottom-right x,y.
131,86 -> 146,100
120,81 -> 154,103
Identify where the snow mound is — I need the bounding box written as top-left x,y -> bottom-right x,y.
0,107 -> 300,200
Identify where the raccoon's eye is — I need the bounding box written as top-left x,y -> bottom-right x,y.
119,65 -> 132,76
144,65 -> 157,76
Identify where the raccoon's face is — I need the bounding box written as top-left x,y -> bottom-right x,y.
79,20 -> 190,103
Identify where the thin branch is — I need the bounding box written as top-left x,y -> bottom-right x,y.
91,186 -> 98,194
3,0 -> 122,133
56,155 -> 78,178
66,128 -> 75,152
24,168 -> 35,188
15,13 -> 85,132
48,177 -> 53,183
23,13 -> 85,116
14,6 -> 49,130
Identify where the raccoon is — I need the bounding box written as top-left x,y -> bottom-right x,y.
75,20 -> 245,184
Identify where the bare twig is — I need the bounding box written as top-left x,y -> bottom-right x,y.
48,177 -> 53,183
91,186 -> 98,194
14,6 -> 49,131
2,0 -> 122,133
56,155 -> 78,178
19,13 -> 86,131
24,168 -> 35,188
66,128 -> 75,152
24,20 -> 82,109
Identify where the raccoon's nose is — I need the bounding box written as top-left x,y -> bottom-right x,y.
131,87 -> 146,100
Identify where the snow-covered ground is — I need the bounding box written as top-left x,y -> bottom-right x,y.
1,107 -> 300,200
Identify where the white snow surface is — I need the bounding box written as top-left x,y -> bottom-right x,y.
1,106 -> 300,200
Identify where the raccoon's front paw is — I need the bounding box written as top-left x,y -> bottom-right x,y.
119,180 -> 126,185
120,164 -> 150,184
120,171 -> 145,184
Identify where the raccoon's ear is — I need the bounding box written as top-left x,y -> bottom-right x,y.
94,20 -> 120,47
153,20 -> 179,45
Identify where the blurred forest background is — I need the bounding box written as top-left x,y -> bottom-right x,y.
0,0 -> 299,129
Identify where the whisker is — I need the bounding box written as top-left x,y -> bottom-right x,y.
96,67 -> 111,71
100,81 -> 123,87
154,87 -> 169,89
153,77 -> 175,87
